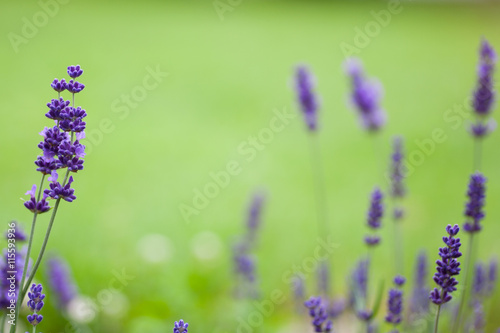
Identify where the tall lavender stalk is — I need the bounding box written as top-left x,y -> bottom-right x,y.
233,191 -> 266,298
389,136 -> 405,274
469,39 -> 496,171
453,172 -> 486,333
430,224 -> 462,333
11,65 -> 87,331
294,65 -> 332,296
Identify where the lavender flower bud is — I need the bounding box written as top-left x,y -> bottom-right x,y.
471,39 -> 497,138
51,78 -> 67,92
294,65 -> 319,132
46,255 -> 77,309
390,136 -> 405,199
365,188 -> 384,246
464,172 -> 486,233
66,80 -> 85,93
429,225 -> 462,305
173,319 -> 188,333
304,296 -> 333,332
23,184 -> 50,214
410,251 -> 429,315
344,58 -> 386,131
67,65 -> 83,78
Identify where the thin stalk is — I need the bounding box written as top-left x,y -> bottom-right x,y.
452,233 -> 475,333
307,133 -> 329,238
473,138 -> 482,171
393,208 -> 403,275
433,304 -> 442,333
1,313 -> 6,333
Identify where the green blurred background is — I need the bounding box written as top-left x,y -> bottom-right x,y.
1,0 -> 500,332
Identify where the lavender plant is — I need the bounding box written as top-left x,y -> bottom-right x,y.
470,39 -> 497,170
385,276 -> 405,333
11,65 -> 87,332
453,172 -> 486,332
364,188 -> 384,248
344,58 -> 386,132
293,66 -> 333,298
26,284 -> 45,332
173,319 -> 189,333
409,252 -> 429,319
388,137 -> 406,274
430,224 -> 462,333
232,191 -> 265,298
45,255 -> 77,310
304,296 -> 333,332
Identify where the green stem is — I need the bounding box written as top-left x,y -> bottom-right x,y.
434,304 -> 442,333
393,209 -> 403,275
473,138 -> 482,171
453,233 -> 475,333
1,312 -> 6,333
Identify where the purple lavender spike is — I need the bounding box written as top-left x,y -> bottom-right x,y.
304,296 -> 333,332
410,251 -> 429,315
364,188 -> 384,246
344,58 -> 386,132
46,255 -> 77,309
463,172 -> 486,233
294,65 -> 319,132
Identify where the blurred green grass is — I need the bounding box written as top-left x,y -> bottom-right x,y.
1,0 -> 500,332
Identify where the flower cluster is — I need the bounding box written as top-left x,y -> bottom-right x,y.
364,188 -> 384,246
344,58 -> 386,131
173,319 -> 188,333
410,252 -> 429,315
46,255 -> 78,309
295,66 -> 319,132
389,136 -> 406,221
26,65 -> 87,212
464,172 -> 486,233
386,276 -> 405,329
430,224 -> 462,305
304,296 -> 333,332
27,283 -> 45,327
470,39 -> 497,138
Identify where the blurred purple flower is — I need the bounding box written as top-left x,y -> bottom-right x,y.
294,65 -> 319,132
463,172 -> 486,233
46,255 -> 77,309
344,58 -> 386,131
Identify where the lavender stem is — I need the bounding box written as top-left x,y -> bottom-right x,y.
474,138 -> 482,171
453,233 -> 476,333
433,303 -> 442,333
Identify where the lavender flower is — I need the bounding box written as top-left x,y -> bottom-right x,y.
389,136 -> 405,200
294,66 -> 319,132
344,58 -> 386,131
173,319 -> 188,333
304,296 -> 333,332
430,224 -> 462,305
46,255 -> 77,309
23,184 -> 50,214
44,171 -> 76,202
51,78 -> 67,93
349,258 -> 369,310
66,79 -> 85,93
472,262 -> 486,300
470,39 -> 496,138
487,258 -> 497,293
67,65 -> 83,78
364,188 -> 384,246
386,276 -> 405,327
0,247 -> 28,309
247,191 -> 265,240
463,172 -> 486,233
410,251 -> 429,315
27,283 -> 45,326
